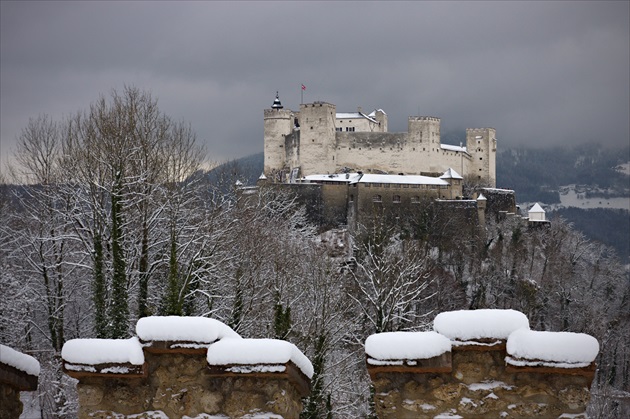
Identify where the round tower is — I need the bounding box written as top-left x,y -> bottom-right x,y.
264,92 -> 293,181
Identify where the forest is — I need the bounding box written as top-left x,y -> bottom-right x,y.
1,87 -> 628,418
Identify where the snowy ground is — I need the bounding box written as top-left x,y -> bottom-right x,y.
19,392 -> 41,419
554,185 -> 630,211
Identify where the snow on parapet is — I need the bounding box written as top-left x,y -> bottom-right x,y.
440,144 -> 467,154
206,338 -> 314,379
136,316 -> 241,343
61,337 -> 145,366
0,344 -> 40,376
433,309 -> 529,342
365,331 -> 451,362
506,329 -> 599,368
358,174 -> 449,185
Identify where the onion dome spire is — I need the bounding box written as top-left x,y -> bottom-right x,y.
271,91 -> 283,109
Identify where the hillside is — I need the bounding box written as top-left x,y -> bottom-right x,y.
209,144 -> 630,262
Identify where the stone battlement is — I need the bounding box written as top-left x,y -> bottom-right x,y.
365,309 -> 598,418
409,116 -> 441,122
61,317 -> 312,418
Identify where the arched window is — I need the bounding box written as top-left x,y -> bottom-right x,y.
393,195 -> 401,203
372,195 -> 382,203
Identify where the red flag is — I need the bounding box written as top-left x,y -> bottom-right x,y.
301,84 -> 306,90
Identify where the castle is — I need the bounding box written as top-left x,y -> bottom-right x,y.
257,94 -> 538,232
263,93 -> 497,186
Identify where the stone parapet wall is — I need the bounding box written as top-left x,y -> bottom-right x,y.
366,310 -> 598,419
69,351 -> 307,418
62,317 -> 312,419
369,342 -> 594,419
0,344 -> 40,419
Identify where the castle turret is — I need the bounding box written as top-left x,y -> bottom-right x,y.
466,128 -> 497,187
264,92 -> 293,182
298,101 -> 336,176
408,116 -> 441,172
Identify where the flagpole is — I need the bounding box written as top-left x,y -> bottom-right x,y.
301,85 -> 303,105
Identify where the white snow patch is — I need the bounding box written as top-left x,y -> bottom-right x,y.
207,338 -> 313,379
467,381 -> 514,391
433,309 -> 529,341
366,358 -> 405,366
614,162 -> 630,175
225,365 -> 286,374
507,329 -> 599,364
136,316 -> 241,343
485,392 -> 499,399
451,339 -> 502,347
0,344 -> 40,376
100,366 -> 133,374
64,364 -> 96,373
460,397 -> 476,406
61,337 -> 144,365
505,357 -> 592,369
365,331 -> 451,361
558,413 -> 588,418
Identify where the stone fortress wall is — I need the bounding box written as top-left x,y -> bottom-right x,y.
263,96 -> 497,186
3,309 -> 599,418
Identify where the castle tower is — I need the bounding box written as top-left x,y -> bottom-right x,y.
264,92 -> 293,181
298,101 -> 336,176
466,128 -> 497,187
408,116 -> 441,173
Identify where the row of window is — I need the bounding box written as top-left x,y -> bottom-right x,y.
371,195 -> 427,203
335,127 -> 356,132
364,183 -> 447,189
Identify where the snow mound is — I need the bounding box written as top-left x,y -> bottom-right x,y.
61,337 -> 144,365
433,309 -> 529,341
506,329 -> 599,365
206,338 -> 313,379
136,316 -> 241,343
0,344 -> 40,376
365,331 -> 451,361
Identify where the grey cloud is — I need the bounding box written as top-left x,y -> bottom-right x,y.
1,1 -> 628,171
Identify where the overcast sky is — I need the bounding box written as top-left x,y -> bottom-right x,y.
1,1 -> 628,170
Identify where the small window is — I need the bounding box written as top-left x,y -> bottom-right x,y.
336,127 -> 342,132
373,195 -> 382,202
393,195 -> 401,203
479,157 -> 483,160
384,184 -> 390,188
349,194 -> 354,202
402,184 -> 409,189
411,196 -> 420,204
